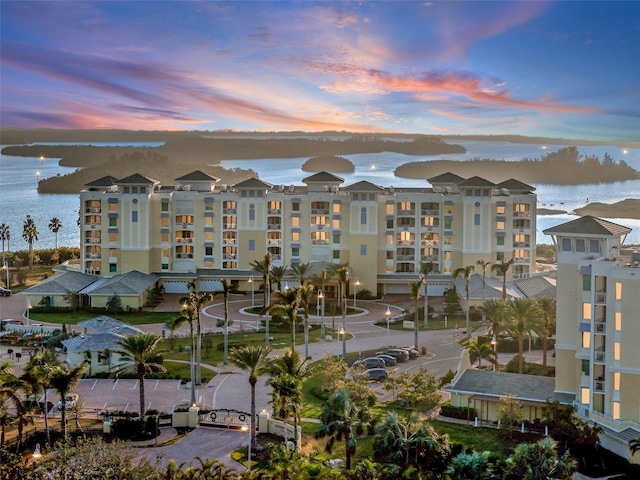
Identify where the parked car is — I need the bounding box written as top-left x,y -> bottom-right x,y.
385,348 -> 410,362
374,354 -> 397,366
362,368 -> 388,381
353,357 -> 386,369
57,393 -> 79,410
0,287 -> 11,296
404,348 -> 421,359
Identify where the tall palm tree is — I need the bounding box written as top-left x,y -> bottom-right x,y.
251,252 -> 273,345
115,332 -> 166,419
48,217 -> 62,251
267,373 -> 301,445
311,268 -> 332,337
629,438 -> 640,456
290,262 -> 311,286
316,388 -> 359,470
296,284 -> 314,358
331,263 -> 349,327
492,258 -> 515,300
453,264 -> 475,340
419,261 -> 433,327
22,349 -> 61,444
174,304 -> 197,405
22,214 -> 39,269
409,280 -> 422,350
476,259 -> 491,300
213,279 -> 233,365
181,282 -> 213,384
506,298 -> 541,374
50,363 -> 87,439
270,264 -> 288,292
506,438 -> 576,480
0,223 -> 9,265
463,341 -> 497,369
268,301 -> 300,352
0,362 -> 27,449
535,296 -> 557,375
228,345 -> 272,453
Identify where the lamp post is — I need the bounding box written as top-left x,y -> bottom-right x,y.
36,171 -> 40,182
2,262 -> 8,290
183,302 -> 196,406
386,305 -> 391,344
248,276 -> 254,307
241,420 -> 252,471
318,290 -> 325,338
419,272 -> 429,327
339,325 -> 346,359
26,299 -> 32,326
353,277 -> 360,308
491,334 -> 498,371
32,443 -> 41,460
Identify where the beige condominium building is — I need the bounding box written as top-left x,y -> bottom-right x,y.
79,170 -> 536,295
544,216 -> 640,463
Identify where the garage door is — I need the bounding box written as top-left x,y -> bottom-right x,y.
200,280 -> 223,292
162,281 -> 191,294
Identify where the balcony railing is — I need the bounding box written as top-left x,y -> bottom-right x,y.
421,240 -> 438,246
595,290 -> 607,303
311,208 -> 329,215
594,349 -> 606,362
85,207 -> 101,213
514,211 -> 531,217
397,255 -> 415,261
224,224 -> 237,229
311,239 -> 329,245
85,237 -> 101,244
268,208 -> 281,215
397,240 -> 415,246
223,254 -> 237,260
223,238 -> 237,245
594,379 -> 606,392
176,253 -> 194,259
268,238 -> 282,245
397,210 -> 416,216
513,242 -> 530,248
420,210 -> 438,216
223,208 -> 237,214
514,257 -> 530,264
595,321 -> 606,333
267,224 -> 281,230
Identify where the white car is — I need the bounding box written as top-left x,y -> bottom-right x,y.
57,393 -> 79,410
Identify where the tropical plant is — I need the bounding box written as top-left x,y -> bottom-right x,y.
316,388 -> 359,470
213,279 -> 233,365
535,296 -> 556,375
250,252 -> 272,309
174,303 -> 197,405
419,261 -> 433,327
50,363 -> 87,439
0,223 -> 9,266
497,393 -> 524,437
115,332 -> 166,419
181,282 -> 214,384
505,438 -> 576,480
409,280 -> 421,350
268,299 -> 300,352
505,298 -> 541,374
453,264 -> 475,339
630,438 -> 640,456
106,293 -> 123,313
331,263 -> 350,352
296,284 -> 315,358
228,345 -> 272,453
22,349 -> 61,444
48,217 -> 62,251
476,259 -> 491,300
290,262 -> 311,286
0,362 -> 27,449
446,450 -> 494,480
22,214 -> 39,269
492,258 -> 515,300
464,340 -> 498,369
270,264 -> 288,292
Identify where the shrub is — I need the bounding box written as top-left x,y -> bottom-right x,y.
439,401 -> 477,420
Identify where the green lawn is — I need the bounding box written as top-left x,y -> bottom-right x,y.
30,310 -> 180,326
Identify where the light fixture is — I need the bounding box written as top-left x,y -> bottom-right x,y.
33,443 -> 41,459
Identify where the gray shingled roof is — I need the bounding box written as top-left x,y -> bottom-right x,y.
175,170 -> 220,182
513,275 -> 556,299
78,316 -> 143,336
428,172 -> 465,184
302,171 -> 344,183
457,176 -> 495,187
343,180 -> 385,192
543,216 -> 632,236
117,173 -> 160,185
453,273 -> 519,301
233,177 -> 274,189
61,332 -> 127,352
22,271 -> 98,295
80,270 -> 158,296
495,179 -> 536,193
84,176 -> 119,188
445,369 -> 574,404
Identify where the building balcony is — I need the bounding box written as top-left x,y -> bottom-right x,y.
268,224 -> 282,230
179,223 -> 193,229
176,237 -> 194,244
594,378 -> 606,392
86,223 -> 101,230
85,237 -> 101,244
594,349 -> 606,363
421,240 -> 438,246
86,253 -> 101,259
223,224 -> 237,229
595,290 -> 607,303
397,240 -> 415,246
514,211 -> 531,217
311,239 -> 329,245
311,208 -> 329,215
223,208 -> 237,214
421,225 -> 438,231
223,254 -> 237,260
176,253 -> 194,259
268,208 -> 281,215
397,255 -> 415,261
595,321 -> 606,333
420,210 -> 439,216
223,238 -> 237,245
268,238 -> 282,245
397,210 -> 416,216
313,224 -> 328,230
513,242 -> 530,248
514,257 -> 530,264
85,207 -> 101,213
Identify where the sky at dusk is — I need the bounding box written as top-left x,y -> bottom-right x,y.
1,1 -> 639,141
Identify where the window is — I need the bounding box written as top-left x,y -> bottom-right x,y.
360,244 -> 366,255
205,246 -> 213,256
583,275 -> 591,291
131,186 -> 138,194
496,221 -> 505,230
109,263 -> 117,273
161,203 -> 169,212
333,218 -> 340,229
360,207 -> 367,225
291,247 -> 299,257
292,202 -> 299,212
582,331 -> 591,348
615,282 -> 622,300
589,239 -> 600,253
582,303 -> 591,319
386,234 -> 393,245
497,236 -> 504,246
132,211 -> 138,222
474,214 -> 480,226
444,218 -> 452,229
333,203 -> 340,213
581,360 -> 590,376
109,248 -> 117,257
161,217 -> 169,227
162,263 -> 169,270
333,250 -> 340,260
249,204 -> 255,221
162,248 -> 169,258
109,202 -> 117,212
205,216 -> 213,226
444,251 -> 451,260
386,251 -> 393,259
291,217 -> 300,227
241,191 -> 247,197
612,402 -> 620,420
581,388 -> 590,404
292,232 -> 300,242
352,194 -> 358,201
161,233 -> 169,242
614,342 -> 620,360
205,231 -> 213,241
576,239 -> 586,252
333,234 -> 340,244
496,205 -> 505,214
109,217 -> 117,227
615,312 -> 622,331
109,232 -> 118,242
562,238 -> 572,251
386,219 -> 394,229
614,372 -> 620,390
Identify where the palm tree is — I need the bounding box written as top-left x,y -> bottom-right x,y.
251,252 -> 273,345
22,349 -> 61,444
453,264 -> 475,340
228,345 -> 272,453
213,279 -> 232,365
181,282 -> 213,384
316,388 -> 359,470
290,262 -> 312,286
419,261 -> 433,327
506,298 -> 541,374
115,332 -> 166,419
476,259 -> 491,300
463,341 -> 497,369
50,363 -> 87,439
629,438 -> 640,456
492,258 -> 515,300
48,217 -> 62,251
535,296 -> 556,375
446,450 -> 494,480
174,304 -> 197,405
0,223 -> 9,265
22,214 -> 39,269
268,300 -> 300,352
267,373 -> 301,445
296,284 -> 314,358
270,264 -> 288,292
506,438 -> 576,480
0,362 -> 27,449
409,280 -> 422,351
311,268 -> 332,337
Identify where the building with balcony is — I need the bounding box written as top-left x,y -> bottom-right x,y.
544,216 -> 640,463
78,170 -> 537,295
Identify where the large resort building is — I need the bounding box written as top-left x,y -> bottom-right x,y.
78,170 -> 537,294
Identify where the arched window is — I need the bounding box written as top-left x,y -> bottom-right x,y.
360,207 -> 367,225
249,204 -> 255,221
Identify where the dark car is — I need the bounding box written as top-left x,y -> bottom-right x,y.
0,287 -> 11,296
374,354 -> 397,366
362,368 -> 388,381
404,348 -> 421,359
385,348 -> 410,362
353,357 -> 386,369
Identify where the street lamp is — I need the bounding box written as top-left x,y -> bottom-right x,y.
339,324 -> 346,359
241,419 -> 252,471
248,276 -> 254,307
353,277 -> 360,308
419,272 -> 429,327
2,262 -> 8,290
26,299 -> 32,326
386,305 -> 391,344
32,443 -> 41,460
318,290 -> 325,338
491,334 -> 498,371
36,171 -> 40,182
183,301 -> 196,406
